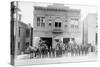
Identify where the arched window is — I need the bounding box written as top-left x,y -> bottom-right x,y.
54,17 -> 62,28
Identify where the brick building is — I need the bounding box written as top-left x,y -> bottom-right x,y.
32,4 -> 81,49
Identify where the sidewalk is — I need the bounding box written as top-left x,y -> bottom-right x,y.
15,52 -> 97,66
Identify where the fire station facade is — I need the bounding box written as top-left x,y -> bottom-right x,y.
33,5 -> 81,49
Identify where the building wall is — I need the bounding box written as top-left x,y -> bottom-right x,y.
15,21 -> 32,55
83,16 -> 88,45
33,5 -> 81,47
87,14 -> 97,46
83,13 -> 97,46
33,6 -> 80,33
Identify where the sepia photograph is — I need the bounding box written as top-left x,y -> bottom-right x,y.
10,1 -> 98,66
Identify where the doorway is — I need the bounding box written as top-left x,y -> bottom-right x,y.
41,37 -> 52,50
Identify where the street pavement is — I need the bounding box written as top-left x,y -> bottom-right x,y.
15,52 -> 97,66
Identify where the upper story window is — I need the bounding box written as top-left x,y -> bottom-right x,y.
70,17 -> 79,28
37,16 -> 45,27
71,24 -> 78,28
70,17 -> 79,24
37,17 -> 40,26
59,23 -> 61,27
55,17 -> 62,28
41,17 -> 45,27
19,27 -> 20,37
48,20 -> 52,26
26,29 -> 30,37
55,22 -> 58,27
55,22 -> 61,28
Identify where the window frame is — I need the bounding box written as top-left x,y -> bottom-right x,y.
36,16 -> 45,27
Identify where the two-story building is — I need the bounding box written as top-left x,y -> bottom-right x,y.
15,14 -> 33,55
33,4 -> 81,49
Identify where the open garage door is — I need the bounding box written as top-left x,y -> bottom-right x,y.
41,37 -> 52,50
